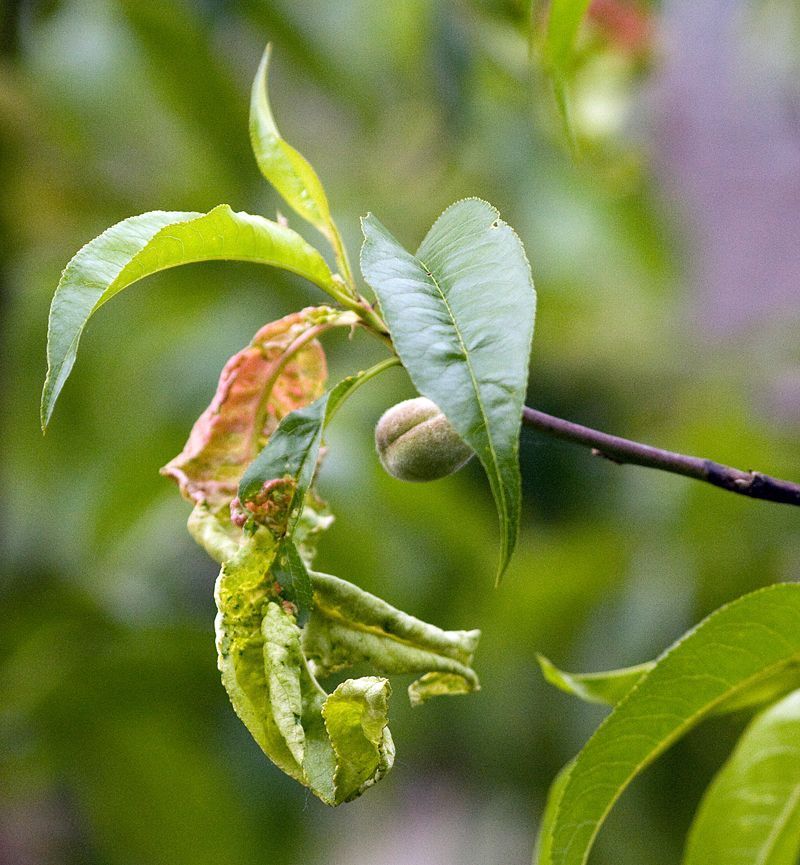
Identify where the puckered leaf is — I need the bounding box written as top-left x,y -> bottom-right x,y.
213,526 -> 395,805
206,503 -> 478,806
162,307 -> 355,512
303,571 -> 481,706
683,688 -> 800,865
41,205 -> 342,429
543,584 -> 800,865
360,199 -> 535,580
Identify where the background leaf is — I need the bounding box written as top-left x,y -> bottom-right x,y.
538,654 -> 800,715
683,688 -> 800,865
537,654 -> 652,706
546,584 -> 800,865
360,199 -> 536,579
41,205 -> 338,428
540,0 -> 592,146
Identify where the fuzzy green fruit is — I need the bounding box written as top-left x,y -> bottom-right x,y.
375,397 -> 474,482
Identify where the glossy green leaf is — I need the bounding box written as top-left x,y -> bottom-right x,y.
683,688 -> 800,865
250,46 -> 355,289
238,357 -> 399,534
303,570 -> 481,706
42,205 -> 340,429
545,584 -> 800,865
538,655 -> 800,715
360,199 -> 536,579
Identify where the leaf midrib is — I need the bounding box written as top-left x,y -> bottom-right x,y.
415,254 -> 507,534
755,777 -> 800,865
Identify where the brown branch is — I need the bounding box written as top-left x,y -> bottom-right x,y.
522,407 -> 800,507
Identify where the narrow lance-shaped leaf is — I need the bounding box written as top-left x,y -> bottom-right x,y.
360,199 -> 535,579
250,45 -> 332,236
537,654 -> 652,707
544,584 -> 800,865
42,205 -> 342,429
237,357 -> 399,538
683,688 -> 800,865
538,654 -> 800,716
250,45 -> 354,289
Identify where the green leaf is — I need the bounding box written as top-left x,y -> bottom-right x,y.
273,538 -> 314,624
538,655 -> 800,715
545,584 -> 800,865
540,0 -> 592,149
544,0 -> 593,76
304,570 -> 481,706
250,45 -> 354,289
534,761 -> 575,865
537,654 -> 652,706
250,45 -> 332,237
41,205 -> 341,429
360,199 -> 536,579
684,689 -> 800,865
237,357 -> 399,535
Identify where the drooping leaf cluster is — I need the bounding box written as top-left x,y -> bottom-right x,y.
41,45 -> 536,804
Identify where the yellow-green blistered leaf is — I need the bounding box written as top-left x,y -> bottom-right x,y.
41,205 -> 342,428
192,504 -> 480,805
360,199 -> 536,580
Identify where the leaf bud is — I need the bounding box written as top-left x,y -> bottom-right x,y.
375,397 -> 473,482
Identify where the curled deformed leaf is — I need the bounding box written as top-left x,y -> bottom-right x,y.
162,307 -> 352,512
360,199 -> 535,580
213,526 -> 395,805
206,507 -> 478,805
304,570 -> 481,706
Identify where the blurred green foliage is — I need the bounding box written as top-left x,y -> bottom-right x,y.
1,1 -> 798,863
